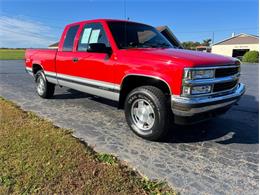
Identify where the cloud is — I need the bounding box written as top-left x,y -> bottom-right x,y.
0,16 -> 58,48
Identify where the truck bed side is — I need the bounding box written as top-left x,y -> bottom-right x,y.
25,49 -> 57,76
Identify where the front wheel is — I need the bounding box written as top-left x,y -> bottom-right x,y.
35,70 -> 55,98
124,86 -> 170,141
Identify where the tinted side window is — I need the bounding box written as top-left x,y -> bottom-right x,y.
62,25 -> 79,51
78,23 -> 110,51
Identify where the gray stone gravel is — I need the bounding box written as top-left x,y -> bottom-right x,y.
0,60 -> 258,195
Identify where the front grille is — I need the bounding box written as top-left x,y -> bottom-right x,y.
215,67 -> 239,78
213,80 -> 238,92
183,65 -> 241,97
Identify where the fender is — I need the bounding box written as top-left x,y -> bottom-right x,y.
31,63 -> 59,85
121,72 -> 174,95
32,62 -> 45,73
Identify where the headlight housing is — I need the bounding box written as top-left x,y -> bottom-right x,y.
182,68 -> 214,96
185,69 -> 214,80
182,85 -> 212,96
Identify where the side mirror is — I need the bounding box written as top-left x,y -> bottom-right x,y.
87,43 -> 112,54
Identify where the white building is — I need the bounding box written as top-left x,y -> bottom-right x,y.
211,33 -> 259,58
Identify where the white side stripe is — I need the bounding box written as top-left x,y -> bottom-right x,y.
45,71 -> 57,77
56,73 -> 120,91
58,79 -> 119,101
26,67 -> 32,72
26,68 -> 121,93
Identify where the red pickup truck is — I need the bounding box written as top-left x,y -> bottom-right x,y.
25,19 -> 245,140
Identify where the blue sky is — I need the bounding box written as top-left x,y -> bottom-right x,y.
0,0 -> 259,48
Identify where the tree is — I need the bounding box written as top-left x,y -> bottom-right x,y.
182,38 -> 212,50
202,39 -> 212,46
242,51 -> 259,63
182,41 -> 201,50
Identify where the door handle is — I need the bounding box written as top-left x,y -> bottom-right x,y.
72,57 -> 78,62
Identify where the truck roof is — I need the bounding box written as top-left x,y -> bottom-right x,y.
66,19 -> 147,27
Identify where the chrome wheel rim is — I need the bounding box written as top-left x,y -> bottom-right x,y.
131,99 -> 155,133
37,77 -> 45,95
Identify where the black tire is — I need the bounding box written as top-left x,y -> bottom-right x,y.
35,70 -> 55,98
124,86 -> 170,141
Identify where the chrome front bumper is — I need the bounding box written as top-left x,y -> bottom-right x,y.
171,83 -> 245,117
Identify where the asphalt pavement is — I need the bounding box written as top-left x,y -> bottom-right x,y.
0,60 -> 258,195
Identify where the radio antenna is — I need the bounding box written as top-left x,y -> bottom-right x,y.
124,0 -> 129,20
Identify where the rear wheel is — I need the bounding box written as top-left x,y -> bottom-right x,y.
124,86 -> 170,141
35,70 -> 55,98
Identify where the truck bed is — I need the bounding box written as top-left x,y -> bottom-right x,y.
25,48 -> 58,74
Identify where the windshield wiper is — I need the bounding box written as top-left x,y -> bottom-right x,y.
122,42 -> 151,49
122,42 -> 172,49
155,42 -> 171,48
142,42 -> 171,48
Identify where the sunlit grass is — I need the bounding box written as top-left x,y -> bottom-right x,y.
0,49 -> 25,60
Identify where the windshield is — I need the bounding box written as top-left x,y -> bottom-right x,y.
107,21 -> 174,49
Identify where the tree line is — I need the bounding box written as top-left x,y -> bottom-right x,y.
182,39 -> 212,50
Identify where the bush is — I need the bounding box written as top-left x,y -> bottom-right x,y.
242,50 -> 259,63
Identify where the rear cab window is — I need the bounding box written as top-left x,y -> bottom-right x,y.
62,25 -> 80,51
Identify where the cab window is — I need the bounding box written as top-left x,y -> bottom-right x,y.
77,23 -> 110,51
62,25 -> 80,51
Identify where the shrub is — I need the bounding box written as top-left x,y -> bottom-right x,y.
242,50 -> 259,63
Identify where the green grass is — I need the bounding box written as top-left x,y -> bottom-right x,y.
96,153 -> 117,165
0,97 -> 177,195
0,49 -> 25,60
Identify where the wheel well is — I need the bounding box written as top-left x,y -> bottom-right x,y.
118,75 -> 171,109
32,64 -> 43,75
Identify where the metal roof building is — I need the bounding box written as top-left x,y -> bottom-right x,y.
211,33 -> 259,58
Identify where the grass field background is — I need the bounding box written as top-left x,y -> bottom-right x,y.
0,49 -> 25,60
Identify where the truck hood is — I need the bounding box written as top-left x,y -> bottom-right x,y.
121,48 -> 237,67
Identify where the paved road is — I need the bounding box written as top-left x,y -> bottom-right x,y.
0,60 -> 258,195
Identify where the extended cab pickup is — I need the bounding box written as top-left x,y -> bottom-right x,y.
25,19 -> 245,140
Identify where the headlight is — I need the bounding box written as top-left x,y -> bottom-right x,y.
182,85 -> 212,95
185,69 -> 214,80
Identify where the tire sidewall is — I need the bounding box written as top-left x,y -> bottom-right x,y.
35,71 -> 47,97
125,88 -> 166,140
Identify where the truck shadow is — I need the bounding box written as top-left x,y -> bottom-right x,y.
53,89 -> 92,100
53,88 -> 119,106
163,118 -> 258,145
53,89 -> 258,145
163,94 -> 259,145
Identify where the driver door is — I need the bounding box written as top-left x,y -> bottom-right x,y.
56,22 -> 118,100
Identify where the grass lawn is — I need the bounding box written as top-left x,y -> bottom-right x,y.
0,98 -> 176,195
0,49 -> 25,60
